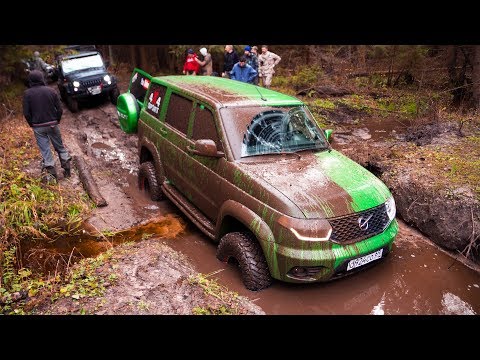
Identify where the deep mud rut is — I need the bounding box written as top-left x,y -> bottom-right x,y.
35,89 -> 479,315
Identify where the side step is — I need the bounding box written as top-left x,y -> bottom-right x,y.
161,182 -> 215,239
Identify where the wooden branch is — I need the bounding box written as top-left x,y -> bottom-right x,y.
73,155 -> 108,207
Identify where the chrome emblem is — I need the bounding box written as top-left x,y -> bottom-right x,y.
358,214 -> 373,230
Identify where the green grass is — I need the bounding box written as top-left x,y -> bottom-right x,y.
188,271 -> 243,315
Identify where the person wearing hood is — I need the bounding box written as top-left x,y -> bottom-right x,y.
23,70 -> 71,182
195,47 -> 213,76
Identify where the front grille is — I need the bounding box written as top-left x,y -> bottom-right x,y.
328,204 -> 390,244
81,79 -> 101,87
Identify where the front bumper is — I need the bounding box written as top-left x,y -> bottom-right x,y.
66,83 -> 117,100
268,219 -> 398,283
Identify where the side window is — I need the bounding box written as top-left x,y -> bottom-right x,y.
129,71 -> 151,103
192,105 -> 222,150
165,93 -> 193,135
145,83 -> 167,118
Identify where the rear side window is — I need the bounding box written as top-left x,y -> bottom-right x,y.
129,71 -> 151,103
165,93 -> 193,135
145,83 -> 167,118
192,105 -> 221,149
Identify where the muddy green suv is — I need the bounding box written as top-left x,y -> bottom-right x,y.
116,68 -> 398,291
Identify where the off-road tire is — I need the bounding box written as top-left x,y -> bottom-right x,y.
138,161 -> 164,201
216,232 -> 272,291
59,86 -> 67,102
66,95 -> 79,113
110,86 -> 120,105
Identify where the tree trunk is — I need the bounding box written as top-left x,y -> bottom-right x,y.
387,46 -> 397,86
357,45 -> 367,72
73,155 -> 107,207
472,46 -> 480,109
108,45 -> 114,66
447,45 -> 458,86
139,46 -> 148,72
129,45 -> 136,68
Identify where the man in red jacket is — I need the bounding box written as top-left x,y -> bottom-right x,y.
23,70 -> 71,182
183,49 -> 200,75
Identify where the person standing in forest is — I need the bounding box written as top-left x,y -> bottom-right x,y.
31,51 -> 48,74
258,45 -> 281,89
230,56 -> 257,84
244,46 -> 259,85
23,70 -> 71,182
183,49 -> 200,75
222,45 -> 239,79
196,47 -> 213,76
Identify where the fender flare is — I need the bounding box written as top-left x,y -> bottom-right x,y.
139,137 -> 164,185
216,200 -> 280,278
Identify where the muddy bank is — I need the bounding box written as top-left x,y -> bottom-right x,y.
32,239 -> 264,315
339,121 -> 480,262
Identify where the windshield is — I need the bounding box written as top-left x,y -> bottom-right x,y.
61,54 -> 104,74
220,106 -> 329,159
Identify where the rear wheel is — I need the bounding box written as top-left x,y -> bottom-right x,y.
216,232 -> 272,291
138,161 -> 164,201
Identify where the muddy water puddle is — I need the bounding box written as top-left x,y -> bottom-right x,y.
168,220 -> 479,315
21,213 -> 186,274
332,116 -> 410,149
22,208 -> 479,314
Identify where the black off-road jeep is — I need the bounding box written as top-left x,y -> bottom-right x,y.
56,51 -> 119,113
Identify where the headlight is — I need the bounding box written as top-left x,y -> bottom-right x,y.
385,196 -> 396,221
278,216 -> 332,242
290,227 -> 332,241
103,75 -> 111,84
73,81 -> 80,88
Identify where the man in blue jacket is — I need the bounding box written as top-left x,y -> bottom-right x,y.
230,56 -> 257,84
23,70 -> 71,182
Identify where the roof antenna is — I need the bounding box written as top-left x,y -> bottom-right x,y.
255,85 -> 267,101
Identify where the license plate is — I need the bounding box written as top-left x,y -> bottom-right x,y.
88,85 -> 101,95
347,249 -> 383,271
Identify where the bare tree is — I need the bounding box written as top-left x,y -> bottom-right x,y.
472,46 -> 480,110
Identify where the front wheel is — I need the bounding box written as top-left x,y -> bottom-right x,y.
66,96 -> 79,113
138,161 -> 164,201
109,86 -> 120,105
216,232 -> 272,291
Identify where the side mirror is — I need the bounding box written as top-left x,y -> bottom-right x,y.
324,129 -> 333,142
188,139 -> 224,158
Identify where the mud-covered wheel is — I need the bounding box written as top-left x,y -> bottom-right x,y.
216,232 -> 272,291
59,87 -> 67,102
66,95 -> 79,113
110,86 -> 120,105
138,161 -> 164,201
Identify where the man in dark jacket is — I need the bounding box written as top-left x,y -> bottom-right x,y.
222,45 -> 239,79
23,70 -> 71,181
244,46 -> 259,85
